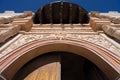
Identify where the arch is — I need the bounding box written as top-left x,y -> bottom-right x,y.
33,1 -> 89,24
12,52 -> 109,80
0,38 -> 120,80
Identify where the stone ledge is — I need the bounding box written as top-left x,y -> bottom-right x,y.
0,25 -> 21,43
112,18 -> 120,24
0,17 -> 13,24
90,11 -> 120,24
90,17 -> 111,31
113,30 -> 120,40
102,25 -> 120,41
12,18 -> 33,31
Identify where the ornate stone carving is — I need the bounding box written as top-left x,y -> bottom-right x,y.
1,33 -> 120,58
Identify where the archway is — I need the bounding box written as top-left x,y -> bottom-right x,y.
33,1 -> 89,24
12,52 -> 109,80
0,39 -> 119,80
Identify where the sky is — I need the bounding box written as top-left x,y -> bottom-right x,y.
0,0 -> 120,13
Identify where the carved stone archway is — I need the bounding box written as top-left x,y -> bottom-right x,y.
0,38 -> 120,80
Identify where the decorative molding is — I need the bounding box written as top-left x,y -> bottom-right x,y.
0,38 -> 120,80
1,33 -> 120,58
0,74 -> 6,80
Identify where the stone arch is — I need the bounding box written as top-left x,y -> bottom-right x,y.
13,51 -> 109,80
0,39 -> 120,80
33,1 -> 89,24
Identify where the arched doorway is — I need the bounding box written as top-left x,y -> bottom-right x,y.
0,39 -> 119,80
13,52 -> 109,80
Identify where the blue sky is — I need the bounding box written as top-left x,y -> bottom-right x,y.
0,0 -> 120,13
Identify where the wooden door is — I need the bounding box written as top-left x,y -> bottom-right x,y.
13,52 -> 108,80
24,62 -> 61,80
22,53 -> 61,80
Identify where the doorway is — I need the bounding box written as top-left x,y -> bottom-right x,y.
13,52 -> 109,80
